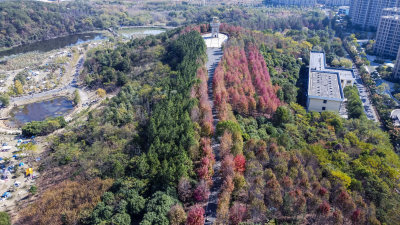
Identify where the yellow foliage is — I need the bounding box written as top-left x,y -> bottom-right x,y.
96,88 -> 106,98
14,80 -> 23,95
331,170 -> 351,188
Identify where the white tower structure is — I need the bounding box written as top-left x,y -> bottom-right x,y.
211,17 -> 220,38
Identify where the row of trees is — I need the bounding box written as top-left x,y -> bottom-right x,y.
213,42 -> 281,118
344,85 -> 365,119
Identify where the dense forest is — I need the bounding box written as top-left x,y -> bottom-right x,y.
17,28 -> 211,225
0,0 -> 132,48
206,27 -> 400,224
0,0 -> 330,48
6,4 -> 400,225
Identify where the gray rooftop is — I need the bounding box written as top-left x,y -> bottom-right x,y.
309,52 -> 325,70
308,71 -> 342,99
309,51 -> 355,81
328,68 -> 354,80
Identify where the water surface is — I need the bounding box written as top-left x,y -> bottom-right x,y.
118,28 -> 165,39
8,97 -> 74,127
0,33 -> 105,58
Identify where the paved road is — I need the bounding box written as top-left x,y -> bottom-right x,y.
204,47 -> 224,225
352,65 -> 379,122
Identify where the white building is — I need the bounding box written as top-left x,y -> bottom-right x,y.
323,0 -> 350,6
307,71 -> 344,112
270,0 -> 317,7
307,51 -> 355,113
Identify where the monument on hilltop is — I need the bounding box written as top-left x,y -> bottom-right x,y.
211,17 -> 220,38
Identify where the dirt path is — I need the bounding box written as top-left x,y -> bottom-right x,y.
204,47 -> 224,225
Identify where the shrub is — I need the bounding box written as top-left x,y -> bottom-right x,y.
0,212 -> 11,225
22,116 -> 67,137
29,185 -> 38,195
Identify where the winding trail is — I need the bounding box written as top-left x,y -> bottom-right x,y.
204,47 -> 224,225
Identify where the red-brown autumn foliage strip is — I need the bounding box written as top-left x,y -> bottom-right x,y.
197,140 -> 214,183
190,66 -> 215,203
192,67 -> 214,136
186,204 -> 205,225
229,202 -> 247,225
193,180 -> 210,202
213,61 -> 231,120
234,154 -> 246,173
216,175 -> 234,224
221,154 -> 235,178
219,23 -> 244,37
213,44 -> 280,118
247,44 -> 281,113
17,178 -> 113,225
181,24 -> 210,35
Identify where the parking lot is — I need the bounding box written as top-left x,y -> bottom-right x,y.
352,65 -> 379,122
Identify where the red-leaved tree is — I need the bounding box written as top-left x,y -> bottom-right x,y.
193,180 -> 210,203
234,154 -> 246,173
186,204 -> 205,225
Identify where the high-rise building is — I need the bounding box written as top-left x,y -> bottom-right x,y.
382,7 -> 400,16
349,0 -> 399,29
322,0 -> 350,6
394,47 -> 400,78
270,0 -> 317,7
374,15 -> 400,58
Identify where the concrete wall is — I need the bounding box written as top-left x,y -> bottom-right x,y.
307,97 -> 342,112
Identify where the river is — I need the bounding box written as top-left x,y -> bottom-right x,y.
0,33 -> 105,59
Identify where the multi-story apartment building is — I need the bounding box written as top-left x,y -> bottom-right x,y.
349,0 -> 399,29
374,15 -> 400,58
321,0 -> 350,6
382,7 -> 400,16
270,0 -> 317,7
307,51 -> 355,113
394,47 -> 400,78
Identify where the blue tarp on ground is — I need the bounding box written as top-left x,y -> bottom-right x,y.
19,162 -> 24,166
2,192 -> 10,198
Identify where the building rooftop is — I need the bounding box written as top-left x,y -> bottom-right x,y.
309,51 -> 355,81
308,71 -> 342,100
309,52 -> 325,70
328,68 -> 354,81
